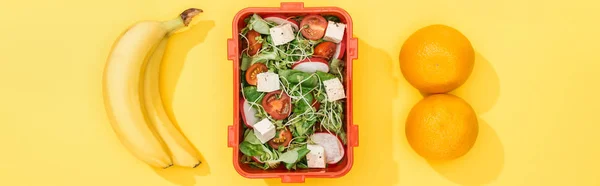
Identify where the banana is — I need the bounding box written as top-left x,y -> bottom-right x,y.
142,38 -> 202,168
103,8 -> 202,168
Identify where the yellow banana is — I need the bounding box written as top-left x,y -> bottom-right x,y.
103,8 -> 202,168
142,38 -> 202,168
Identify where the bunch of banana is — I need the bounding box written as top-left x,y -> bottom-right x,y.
103,8 -> 203,168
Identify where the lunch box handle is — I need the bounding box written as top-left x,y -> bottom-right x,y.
227,125 -> 236,147
281,175 -> 305,183
348,37 -> 358,60
227,38 -> 237,61
349,124 -> 359,147
280,2 -> 304,11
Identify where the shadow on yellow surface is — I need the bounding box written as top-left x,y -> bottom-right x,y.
427,119 -> 504,186
425,52 -> 504,185
451,52 -> 500,113
263,40 -> 400,185
151,20 -> 215,186
152,163 -> 210,186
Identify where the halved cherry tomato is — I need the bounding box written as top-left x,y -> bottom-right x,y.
314,41 -> 337,60
268,127 -> 293,149
300,15 -> 327,40
245,63 -> 267,85
245,30 -> 262,56
261,90 -> 292,120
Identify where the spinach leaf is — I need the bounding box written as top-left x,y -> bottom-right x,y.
251,14 -> 270,35
329,58 -> 343,74
316,71 -> 337,81
292,91 -> 314,114
278,150 -> 299,164
283,146 -> 311,170
243,86 -> 263,103
297,162 -> 309,169
323,15 -> 341,22
279,70 -> 319,88
244,130 -> 262,145
239,141 -> 265,157
251,49 -> 279,63
240,53 -> 252,71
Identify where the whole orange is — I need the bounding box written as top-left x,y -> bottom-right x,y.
405,94 -> 478,161
399,24 -> 475,94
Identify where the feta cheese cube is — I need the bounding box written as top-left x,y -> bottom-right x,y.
253,118 -> 276,144
269,23 -> 295,46
323,78 -> 346,102
323,21 -> 346,43
306,144 -> 326,168
257,72 -> 280,92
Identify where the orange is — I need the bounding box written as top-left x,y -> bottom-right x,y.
405,94 -> 478,161
399,24 -> 475,94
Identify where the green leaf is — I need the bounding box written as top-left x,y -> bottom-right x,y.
240,53 -> 252,71
278,150 -> 299,164
297,162 -> 308,169
293,92 -> 314,114
243,86 -> 263,103
294,118 -> 315,137
285,162 -> 296,170
239,141 -> 265,157
251,49 -> 279,63
279,70 -> 319,88
323,15 -> 341,22
329,58 -> 343,74
283,146 -> 311,169
316,71 -> 337,81
297,147 -> 310,160
244,130 -> 262,145
251,14 -> 270,35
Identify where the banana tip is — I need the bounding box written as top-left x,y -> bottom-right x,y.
163,164 -> 174,169
181,8 -> 203,26
193,161 -> 202,168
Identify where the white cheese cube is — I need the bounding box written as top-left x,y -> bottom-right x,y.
253,118 -> 276,144
257,72 -> 280,92
323,78 -> 346,102
306,144 -> 326,168
323,21 -> 346,43
269,23 -> 295,46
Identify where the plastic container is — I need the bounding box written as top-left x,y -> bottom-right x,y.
227,2 -> 359,183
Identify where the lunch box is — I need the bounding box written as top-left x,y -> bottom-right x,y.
227,2 -> 359,183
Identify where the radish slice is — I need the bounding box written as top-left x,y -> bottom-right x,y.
333,40 -> 346,59
239,98 -> 259,128
291,58 -> 329,73
310,132 -> 345,164
263,14 -> 299,31
251,156 -> 264,163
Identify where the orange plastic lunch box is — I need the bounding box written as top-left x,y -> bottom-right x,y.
227,2 -> 359,183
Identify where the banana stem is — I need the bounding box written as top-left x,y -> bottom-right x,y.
162,8 -> 203,34
181,8 -> 203,26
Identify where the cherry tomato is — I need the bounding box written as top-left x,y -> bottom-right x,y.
311,93 -> 321,111
245,63 -> 267,85
261,90 -> 293,120
268,127 -> 293,149
314,41 -> 337,60
245,30 -> 262,56
300,15 -> 327,40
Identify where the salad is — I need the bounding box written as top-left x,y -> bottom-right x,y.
238,13 -> 348,170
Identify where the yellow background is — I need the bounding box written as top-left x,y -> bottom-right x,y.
1,0 -> 599,185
